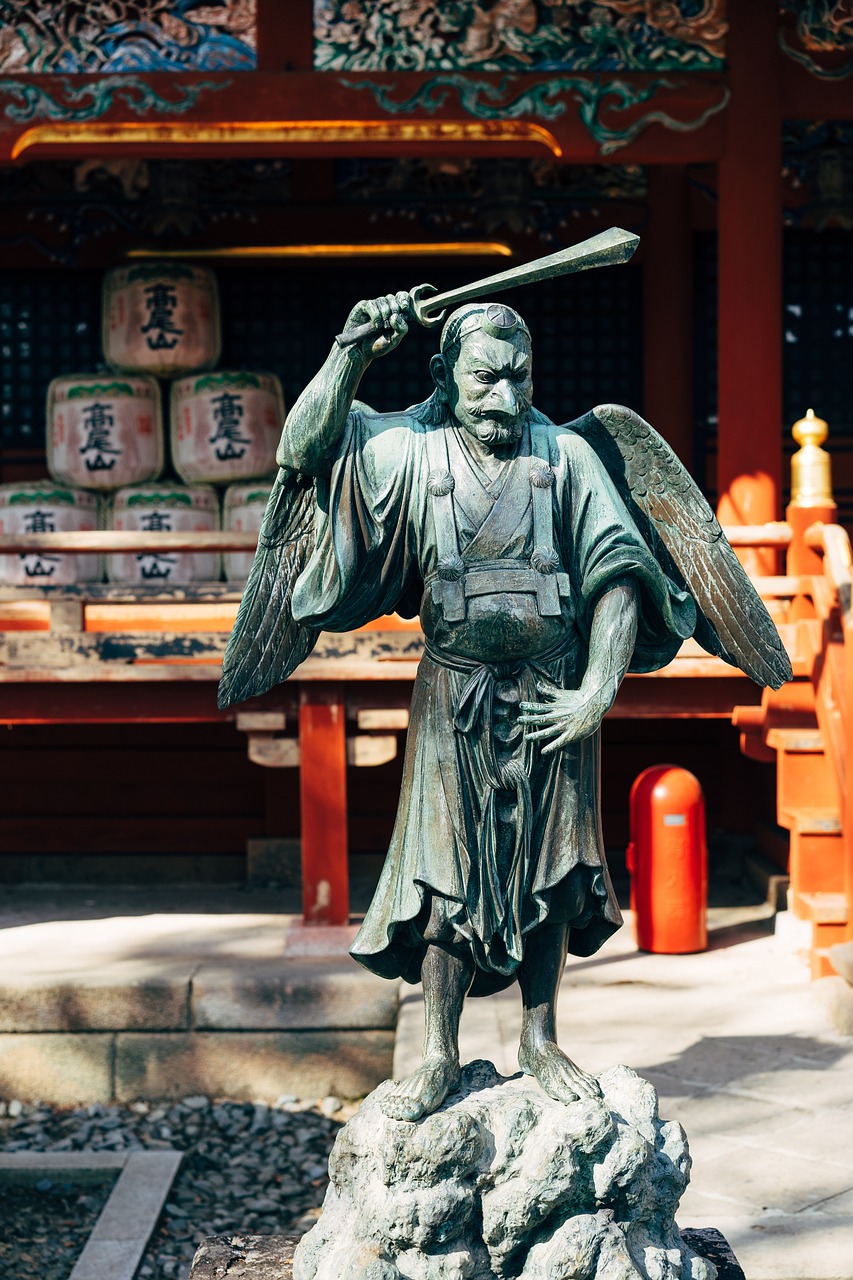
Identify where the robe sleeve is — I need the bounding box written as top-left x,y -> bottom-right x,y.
290,409 -> 419,631
561,432 -> 696,673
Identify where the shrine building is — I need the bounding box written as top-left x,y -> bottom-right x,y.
0,0 -> 852,986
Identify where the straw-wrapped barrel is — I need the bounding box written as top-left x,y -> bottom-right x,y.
103,262 -> 220,378
170,371 -> 283,485
0,482 -> 100,585
46,373 -> 163,491
106,483 -> 220,584
222,480 -> 273,583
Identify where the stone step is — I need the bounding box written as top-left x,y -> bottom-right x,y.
0,909 -> 398,1103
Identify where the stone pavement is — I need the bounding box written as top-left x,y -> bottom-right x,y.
394,909 -> 853,1280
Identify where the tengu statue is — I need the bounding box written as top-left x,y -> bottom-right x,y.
219,231 -> 790,1125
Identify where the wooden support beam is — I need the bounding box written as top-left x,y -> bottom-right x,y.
643,166 -> 693,471
299,682 -> 349,926
716,0 -> 783,576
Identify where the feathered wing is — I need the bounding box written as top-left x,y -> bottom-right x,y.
571,404 -> 792,690
218,467 -> 318,709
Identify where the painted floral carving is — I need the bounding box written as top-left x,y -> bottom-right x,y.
779,1 -> 853,80
341,74 -> 730,156
0,0 -> 256,72
314,0 -> 727,72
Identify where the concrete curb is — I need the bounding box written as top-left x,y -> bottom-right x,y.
0,1148 -> 182,1280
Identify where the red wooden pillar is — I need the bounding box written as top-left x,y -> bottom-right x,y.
643,166 -> 693,471
299,682 -> 349,924
716,0 -> 782,574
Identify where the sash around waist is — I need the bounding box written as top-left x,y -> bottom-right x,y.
423,629 -> 577,679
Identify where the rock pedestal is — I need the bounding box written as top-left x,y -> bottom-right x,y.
293,1061 -> 716,1280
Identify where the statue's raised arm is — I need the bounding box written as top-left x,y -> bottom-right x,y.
217,292 -> 411,709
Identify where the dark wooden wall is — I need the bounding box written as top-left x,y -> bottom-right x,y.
0,716 -> 774,884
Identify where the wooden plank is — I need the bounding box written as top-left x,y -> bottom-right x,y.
0,531 -> 257,553
299,683 -> 349,925
0,584 -> 243,602
357,709 -> 410,730
236,711 -> 288,733
722,524 -> 792,549
244,734 -> 398,768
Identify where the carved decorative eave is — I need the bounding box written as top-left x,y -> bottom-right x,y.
0,71 -> 729,165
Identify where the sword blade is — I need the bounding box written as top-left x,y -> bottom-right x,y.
415,226 -> 639,323
334,226 -> 639,348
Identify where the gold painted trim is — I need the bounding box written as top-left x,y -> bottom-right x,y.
11,118 -> 562,159
125,242 -> 514,260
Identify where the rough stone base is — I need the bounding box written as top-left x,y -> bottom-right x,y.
189,1233 -> 299,1279
188,1232 -> 743,1280
294,1061 -> 718,1280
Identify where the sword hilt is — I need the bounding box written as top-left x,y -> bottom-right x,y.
334,283 -> 442,350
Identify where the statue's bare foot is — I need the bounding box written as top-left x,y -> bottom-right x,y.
380,1054 -> 462,1122
518,1039 -> 603,1106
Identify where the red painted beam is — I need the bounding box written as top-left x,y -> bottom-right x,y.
0,682 -> 293,725
299,681 -> 349,925
716,0 -> 783,576
0,72 -> 727,166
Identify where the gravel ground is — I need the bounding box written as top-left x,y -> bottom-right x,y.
0,1094 -> 354,1280
0,1177 -> 116,1280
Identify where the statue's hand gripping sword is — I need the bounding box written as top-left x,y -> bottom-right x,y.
334,226 -> 639,349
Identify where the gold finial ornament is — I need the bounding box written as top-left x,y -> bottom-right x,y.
790,408 -> 833,506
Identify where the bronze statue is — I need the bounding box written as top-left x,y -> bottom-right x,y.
219,231 -> 791,1125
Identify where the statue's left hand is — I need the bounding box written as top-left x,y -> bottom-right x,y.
519,680 -> 616,754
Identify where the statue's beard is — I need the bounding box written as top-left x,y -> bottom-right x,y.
464,413 -> 525,447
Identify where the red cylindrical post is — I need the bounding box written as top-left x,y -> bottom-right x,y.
626,765 -> 708,954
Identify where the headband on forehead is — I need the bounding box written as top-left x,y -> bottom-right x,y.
439,302 -> 531,353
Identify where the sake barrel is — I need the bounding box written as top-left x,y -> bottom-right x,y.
0,482 -> 100,585
102,262 -> 221,378
46,373 -> 163,491
170,371 -> 283,485
222,480 -> 272,583
106,483 -> 220,585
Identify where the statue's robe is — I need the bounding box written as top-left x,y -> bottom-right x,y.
289,403 -> 696,995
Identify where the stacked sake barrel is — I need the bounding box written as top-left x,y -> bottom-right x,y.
0,482 -> 100,586
1,261 -> 283,587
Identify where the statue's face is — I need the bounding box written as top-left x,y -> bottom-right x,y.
443,332 -> 533,448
